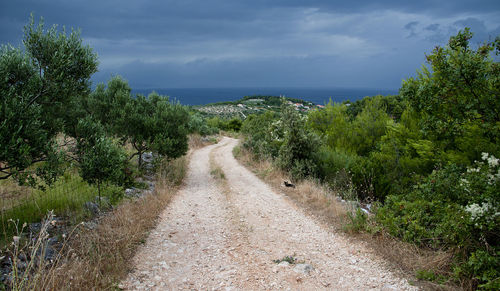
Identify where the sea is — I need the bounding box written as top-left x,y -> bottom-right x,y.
132,87 -> 398,106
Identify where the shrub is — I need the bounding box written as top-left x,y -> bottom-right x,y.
376,154 -> 500,288
276,102 -> 320,180
240,111 -> 279,158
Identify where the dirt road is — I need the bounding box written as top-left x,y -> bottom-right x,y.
121,137 -> 417,290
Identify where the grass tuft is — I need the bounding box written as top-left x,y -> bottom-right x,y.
8,155 -> 188,290
0,169 -> 122,243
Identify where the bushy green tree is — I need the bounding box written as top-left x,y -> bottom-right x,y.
400,28 -> 500,164
123,92 -> 189,167
308,101 -> 352,151
240,111 -> 279,158
0,16 -> 97,184
376,29 -> 500,287
85,76 -> 131,136
276,101 -> 320,180
76,118 -> 126,205
226,118 -> 243,132
351,97 -> 391,156
187,111 -> 219,136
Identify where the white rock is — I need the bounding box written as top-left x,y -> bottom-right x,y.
293,263 -> 313,274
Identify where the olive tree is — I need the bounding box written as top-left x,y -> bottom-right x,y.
76,118 -> 126,205
122,92 -> 189,168
84,76 -> 131,136
0,16 -> 98,184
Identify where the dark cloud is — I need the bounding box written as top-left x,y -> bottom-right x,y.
94,48 -> 422,89
2,0 -> 499,42
421,17 -> 500,44
404,21 -> 419,38
1,1 -> 499,89
425,24 -> 440,31
404,21 -> 419,30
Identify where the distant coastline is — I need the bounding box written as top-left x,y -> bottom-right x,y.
131,87 -> 398,106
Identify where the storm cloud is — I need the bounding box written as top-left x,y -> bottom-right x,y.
1,0 -> 499,89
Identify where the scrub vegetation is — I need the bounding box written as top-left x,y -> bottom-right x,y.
1,14 -> 499,290
238,29 -> 500,290
0,16 -> 197,289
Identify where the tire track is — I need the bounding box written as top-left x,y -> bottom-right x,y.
121,137 -> 418,290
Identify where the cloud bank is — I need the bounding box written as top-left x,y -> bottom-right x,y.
1,0 -> 499,89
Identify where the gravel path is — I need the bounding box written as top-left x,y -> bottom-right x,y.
121,137 -> 418,290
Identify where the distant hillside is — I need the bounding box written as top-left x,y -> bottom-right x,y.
194,95 -> 324,118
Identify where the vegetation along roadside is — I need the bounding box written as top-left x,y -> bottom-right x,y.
235,29 -> 499,290
1,13 -> 498,291
0,15 -> 218,290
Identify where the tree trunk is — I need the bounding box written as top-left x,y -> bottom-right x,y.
138,150 -> 143,169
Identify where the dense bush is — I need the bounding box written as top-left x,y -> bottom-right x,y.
187,112 -> 219,136
205,116 -> 243,132
241,101 -> 319,180
276,102 -> 320,179
240,111 -> 280,158
238,28 -> 500,288
377,155 -> 499,288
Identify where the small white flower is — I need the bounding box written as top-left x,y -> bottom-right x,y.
481,152 -> 489,160
13,236 -> 20,244
487,156 -> 499,167
465,202 -> 498,223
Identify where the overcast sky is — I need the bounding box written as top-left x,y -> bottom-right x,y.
1,0 -> 499,89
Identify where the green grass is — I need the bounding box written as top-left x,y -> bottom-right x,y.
0,169 -> 123,242
210,167 -> 225,180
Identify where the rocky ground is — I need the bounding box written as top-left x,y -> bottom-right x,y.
0,152 -> 157,287
121,137 -> 418,290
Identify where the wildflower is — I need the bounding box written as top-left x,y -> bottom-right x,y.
467,167 -> 480,173
465,202 -> 499,227
487,155 -> 499,167
481,152 -> 489,160
460,178 -> 470,192
13,236 -> 20,244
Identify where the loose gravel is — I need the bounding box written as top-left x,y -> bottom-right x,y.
121,137 -> 418,290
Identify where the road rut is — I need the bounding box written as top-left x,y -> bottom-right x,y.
121,137 -> 417,290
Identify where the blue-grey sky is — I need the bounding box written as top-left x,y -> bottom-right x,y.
1,0 -> 499,89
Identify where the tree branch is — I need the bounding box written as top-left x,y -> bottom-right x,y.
0,172 -> 13,180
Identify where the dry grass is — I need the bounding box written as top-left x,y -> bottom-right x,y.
30,155 -> 188,290
361,231 -> 456,290
0,179 -> 31,211
233,143 -> 458,290
189,133 -> 219,150
209,147 -> 226,181
233,145 -> 347,229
